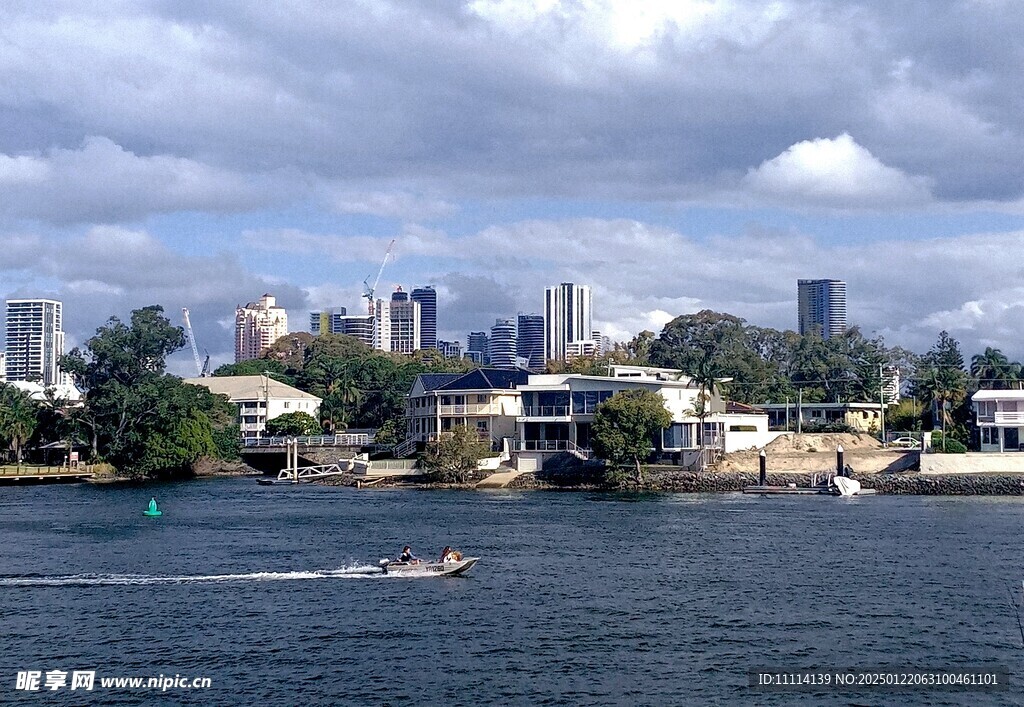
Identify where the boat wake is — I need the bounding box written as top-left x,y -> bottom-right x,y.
0,565 -> 385,587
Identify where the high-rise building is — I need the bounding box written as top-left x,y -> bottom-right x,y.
0,351 -> 6,383
310,307 -> 377,347
517,313 -> 545,371
373,299 -> 391,351
389,298 -> 420,354
4,299 -> 65,386
391,287 -> 410,302
411,286 -> 437,350
489,318 -> 517,368
797,279 -> 847,340
438,340 -> 463,359
309,307 -> 347,335
544,283 -> 592,362
235,294 -> 289,362
591,330 -> 612,356
467,331 -> 489,364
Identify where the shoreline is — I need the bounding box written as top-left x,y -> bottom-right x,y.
313,469 -> 1024,495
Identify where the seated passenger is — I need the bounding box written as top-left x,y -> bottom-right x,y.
440,546 -> 455,563
398,546 -> 417,563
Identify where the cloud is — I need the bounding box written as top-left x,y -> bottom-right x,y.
0,137 -> 297,224
322,188 -> 457,221
0,2 -> 1021,211
0,226 -> 309,372
742,134 -> 934,209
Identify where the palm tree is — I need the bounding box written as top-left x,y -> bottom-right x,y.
916,366 -> 968,450
970,347 -> 1022,390
0,385 -> 40,466
686,348 -> 728,463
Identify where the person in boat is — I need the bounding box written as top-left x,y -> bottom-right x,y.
397,546 -> 417,563
440,547 -> 462,563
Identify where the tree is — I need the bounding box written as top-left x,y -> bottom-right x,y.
913,331 -> 969,450
0,385 -> 39,465
420,425 -> 492,483
213,358 -> 292,384
970,347 -> 1021,390
136,409 -> 217,477
265,411 -> 322,437
591,389 -> 671,485
60,306 -> 236,477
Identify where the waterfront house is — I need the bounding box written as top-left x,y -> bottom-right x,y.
405,368 -> 531,449
513,365 -> 776,471
403,365 -> 777,470
758,402 -> 884,432
185,375 -> 322,439
972,389 -> 1024,452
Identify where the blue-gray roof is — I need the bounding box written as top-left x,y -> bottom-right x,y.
418,373 -> 463,392
436,368 -> 531,391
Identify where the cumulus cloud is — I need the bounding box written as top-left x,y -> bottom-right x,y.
742,134 -> 934,209
0,226 -> 309,371
322,188 -> 457,221
0,2 -> 1021,209
0,137 -> 298,224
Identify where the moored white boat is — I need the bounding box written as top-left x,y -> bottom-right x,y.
378,557 -> 479,577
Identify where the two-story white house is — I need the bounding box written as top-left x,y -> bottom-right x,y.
186,375 -> 322,439
513,365 -> 777,471
972,389 -> 1024,452
406,368 -> 531,449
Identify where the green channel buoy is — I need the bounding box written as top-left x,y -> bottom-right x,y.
143,497 -> 162,517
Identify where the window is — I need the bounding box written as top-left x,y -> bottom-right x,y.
284,402 -> 290,409
476,395 -> 488,404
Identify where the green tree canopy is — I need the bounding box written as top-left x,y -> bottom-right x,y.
0,384 -> 40,464
591,389 -> 672,485
421,425 -> 492,484
970,347 -> 1021,390
60,306 -> 237,477
265,411 -> 322,437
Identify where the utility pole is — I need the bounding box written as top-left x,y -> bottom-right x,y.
797,388 -> 803,434
879,364 -> 887,445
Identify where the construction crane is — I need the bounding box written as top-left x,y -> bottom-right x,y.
181,308 -> 205,377
362,239 -> 396,315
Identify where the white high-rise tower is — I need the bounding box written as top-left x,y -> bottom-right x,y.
544,283 -> 593,363
4,299 -> 66,386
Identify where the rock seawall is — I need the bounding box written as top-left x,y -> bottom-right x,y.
509,470 -> 1024,495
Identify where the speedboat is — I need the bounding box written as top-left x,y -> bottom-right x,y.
378,557 -> 479,577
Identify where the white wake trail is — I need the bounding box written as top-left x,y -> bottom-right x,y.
0,564 -> 385,587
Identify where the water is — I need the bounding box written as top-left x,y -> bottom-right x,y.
1,479 -> 1023,705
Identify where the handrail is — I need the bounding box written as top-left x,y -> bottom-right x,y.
243,434 -> 373,448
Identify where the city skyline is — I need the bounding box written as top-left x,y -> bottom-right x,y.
2,3 -> 1024,374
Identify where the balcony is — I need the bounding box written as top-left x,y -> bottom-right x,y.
993,411 -> 1024,426
518,405 -> 571,421
437,403 -> 506,416
512,439 -> 591,459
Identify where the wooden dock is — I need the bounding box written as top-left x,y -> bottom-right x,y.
0,465 -> 94,483
742,485 -> 833,495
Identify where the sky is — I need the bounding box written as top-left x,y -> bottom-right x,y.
2,0 -> 1024,374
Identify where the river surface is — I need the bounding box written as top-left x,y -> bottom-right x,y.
1,478 -> 1023,705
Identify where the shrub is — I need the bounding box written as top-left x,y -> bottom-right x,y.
931,433 -> 967,454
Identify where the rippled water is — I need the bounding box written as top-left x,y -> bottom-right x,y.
2,479 -> 1023,705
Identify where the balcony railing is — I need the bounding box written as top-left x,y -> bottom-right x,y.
994,411 -> 1024,425
512,439 -> 590,457
243,434 -> 373,447
519,405 -> 571,417
437,403 -> 505,416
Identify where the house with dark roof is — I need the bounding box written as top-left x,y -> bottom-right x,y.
406,368 -> 531,449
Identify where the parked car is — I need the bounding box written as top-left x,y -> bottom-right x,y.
889,436 -> 920,448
